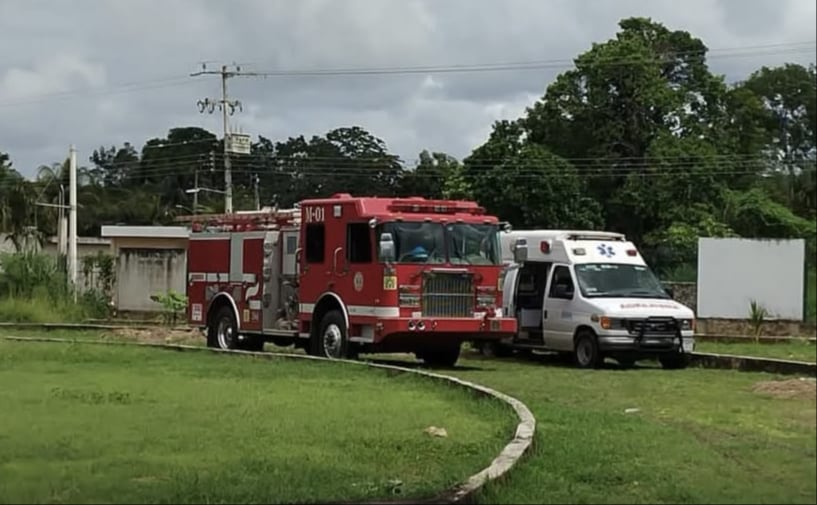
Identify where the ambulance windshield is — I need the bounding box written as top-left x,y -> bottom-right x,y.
574,263 -> 669,299
377,222 -> 501,265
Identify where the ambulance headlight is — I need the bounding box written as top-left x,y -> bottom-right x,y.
593,315 -> 626,330
679,319 -> 695,331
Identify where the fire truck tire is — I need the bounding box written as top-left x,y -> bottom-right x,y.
313,310 -> 353,360
420,344 -> 461,368
238,336 -> 265,353
209,306 -> 239,350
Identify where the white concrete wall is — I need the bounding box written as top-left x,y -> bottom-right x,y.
115,247 -> 187,312
697,238 -> 806,320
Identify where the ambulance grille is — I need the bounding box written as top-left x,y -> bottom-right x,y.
422,271 -> 474,318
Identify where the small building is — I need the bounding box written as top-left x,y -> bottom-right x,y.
100,226 -> 190,313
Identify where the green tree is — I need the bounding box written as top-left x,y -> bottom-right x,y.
1,152 -> 41,250
737,64 -> 817,219
270,126 -> 403,206
465,138 -> 602,229
89,142 -> 139,187
399,150 -> 461,199
521,17 -> 731,242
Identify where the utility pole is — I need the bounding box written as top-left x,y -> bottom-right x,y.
193,169 -> 199,214
254,174 -> 260,210
192,64 -> 244,214
69,145 -> 78,302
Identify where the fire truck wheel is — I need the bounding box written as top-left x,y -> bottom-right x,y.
421,344 -> 461,368
314,310 -> 351,360
209,306 -> 239,350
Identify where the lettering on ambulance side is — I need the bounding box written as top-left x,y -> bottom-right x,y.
304,206 -> 325,223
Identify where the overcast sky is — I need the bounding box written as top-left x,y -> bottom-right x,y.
1,0 -> 815,177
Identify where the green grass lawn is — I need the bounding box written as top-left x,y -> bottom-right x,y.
0,341 -> 515,504
3,332 -> 815,504
449,352 -> 817,504
696,340 -> 817,363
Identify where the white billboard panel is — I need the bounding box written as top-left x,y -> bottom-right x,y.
697,237 -> 805,320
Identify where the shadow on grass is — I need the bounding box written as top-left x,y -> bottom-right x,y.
462,348 -> 665,372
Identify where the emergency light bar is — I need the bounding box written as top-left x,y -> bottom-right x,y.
387,199 -> 485,215
175,209 -> 301,232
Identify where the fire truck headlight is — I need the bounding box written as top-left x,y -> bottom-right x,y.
477,294 -> 496,308
399,293 -> 421,307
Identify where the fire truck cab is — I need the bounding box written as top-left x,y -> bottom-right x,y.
182,194 -> 516,366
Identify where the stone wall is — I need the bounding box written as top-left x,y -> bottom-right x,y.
664,280 -> 815,337
665,281 -> 697,311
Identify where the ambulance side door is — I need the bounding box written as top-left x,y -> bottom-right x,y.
541,263 -> 577,351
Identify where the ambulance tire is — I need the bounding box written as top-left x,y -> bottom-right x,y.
209,306 -> 239,350
574,330 -> 603,369
314,310 -> 353,360
659,352 -> 689,370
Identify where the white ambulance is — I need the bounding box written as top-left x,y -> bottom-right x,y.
484,230 -> 695,369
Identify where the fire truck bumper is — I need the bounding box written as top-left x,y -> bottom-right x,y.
378,316 -> 517,341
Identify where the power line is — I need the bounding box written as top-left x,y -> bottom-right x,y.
1,41 -> 813,109
0,75 -> 196,108
3,160 -> 813,191
228,41 -> 815,78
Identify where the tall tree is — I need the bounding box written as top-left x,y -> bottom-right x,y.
463,124 -> 602,229
269,126 -> 403,206
399,150 -> 461,199
89,142 -> 140,187
519,17 -> 735,243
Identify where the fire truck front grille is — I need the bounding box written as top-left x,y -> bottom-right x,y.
422,272 -> 474,318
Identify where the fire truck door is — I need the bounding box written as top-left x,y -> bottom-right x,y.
262,232 -> 281,330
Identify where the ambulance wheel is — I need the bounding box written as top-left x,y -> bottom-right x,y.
574,330 -> 602,369
209,306 -> 238,350
314,310 -> 352,360
659,352 -> 689,370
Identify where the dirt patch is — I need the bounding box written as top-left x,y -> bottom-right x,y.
111,327 -> 203,346
752,378 -> 817,401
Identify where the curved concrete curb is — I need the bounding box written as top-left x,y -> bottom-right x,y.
690,352 -> 816,377
0,322 -> 186,332
2,336 -> 535,504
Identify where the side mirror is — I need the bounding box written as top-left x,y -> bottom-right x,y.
500,221 -> 513,232
664,286 -> 675,299
379,232 -> 395,263
553,283 -> 573,299
513,238 -> 528,264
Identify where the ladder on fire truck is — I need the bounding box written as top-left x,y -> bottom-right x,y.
175,207 -> 301,232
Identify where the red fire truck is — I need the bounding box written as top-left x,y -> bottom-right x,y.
179,193 -> 516,366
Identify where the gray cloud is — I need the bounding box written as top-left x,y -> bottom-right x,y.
0,0 -> 814,176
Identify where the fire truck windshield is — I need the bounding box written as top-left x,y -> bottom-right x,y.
446,223 -> 501,265
377,222 -> 500,265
